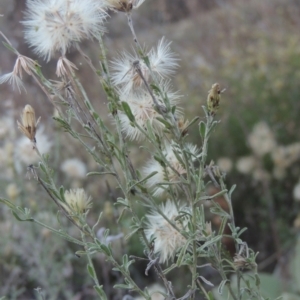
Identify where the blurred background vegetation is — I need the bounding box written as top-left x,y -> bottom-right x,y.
1,0 -> 300,299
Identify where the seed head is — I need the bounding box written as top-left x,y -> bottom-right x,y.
63,188 -> 92,215
145,200 -> 187,263
17,105 -> 41,142
23,0 -> 107,61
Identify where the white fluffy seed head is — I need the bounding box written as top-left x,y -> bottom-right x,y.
23,0 -> 107,61
111,37 -> 178,95
143,142 -> 199,196
118,82 -> 181,141
145,200 -> 187,263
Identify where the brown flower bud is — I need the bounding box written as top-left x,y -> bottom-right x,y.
17,104 -> 40,142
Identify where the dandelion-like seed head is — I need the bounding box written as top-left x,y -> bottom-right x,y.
111,37 -> 178,95
143,142 -> 199,196
145,200 -> 187,263
118,81 -> 181,140
17,104 -> 41,142
23,0 -> 107,61
61,158 -> 87,178
248,122 -> 276,157
63,188 -> 92,215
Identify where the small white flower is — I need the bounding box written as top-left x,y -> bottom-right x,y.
145,200 -> 187,263
248,122 -> 276,157
63,188 -> 92,214
217,157 -> 233,173
134,284 -> 165,300
143,142 -> 199,196
61,158 -> 87,178
118,83 -> 180,140
236,156 -> 255,175
111,37 -> 178,95
23,0 -> 107,60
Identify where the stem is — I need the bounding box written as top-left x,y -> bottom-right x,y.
126,13 -> 142,52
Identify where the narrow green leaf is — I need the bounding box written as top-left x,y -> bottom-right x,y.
176,238 -> 193,267
59,186 -> 65,202
199,121 -> 206,140
121,101 -> 135,122
156,117 -> 172,129
129,171 -> 158,190
218,279 -> 227,294
87,264 -> 96,279
94,285 -> 108,300
86,171 -> 116,177
99,244 -> 111,256
2,41 -> 18,54
162,263 -> 177,275
229,184 -> 236,197
207,291 -> 215,300
113,283 -> 132,290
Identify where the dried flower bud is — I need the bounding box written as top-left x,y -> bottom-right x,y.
177,117 -> 189,136
106,0 -> 145,12
233,253 -> 256,270
207,83 -> 225,115
17,104 -> 40,142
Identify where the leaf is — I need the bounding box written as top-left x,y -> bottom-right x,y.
113,283 -> 133,290
217,279 -> 227,294
59,186 -> 65,202
2,41 -> 18,54
199,276 -> 214,287
229,184 -> 236,197
87,264 -> 96,279
156,117 -> 172,129
199,121 -> 206,141
86,171 -> 116,177
207,291 -> 215,300
176,238 -> 193,267
121,101 -> 135,122
129,171 -> 158,190
94,285 -> 108,300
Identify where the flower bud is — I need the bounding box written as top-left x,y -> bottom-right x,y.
17,104 -> 40,142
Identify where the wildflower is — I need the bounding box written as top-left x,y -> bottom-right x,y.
0,55 -> 38,93
61,158 -> 87,178
111,37 -> 178,95
145,200 -> 187,263
23,0 -> 107,61
236,156 -> 255,175
118,84 -> 180,140
6,183 -> 20,200
105,0 -> 146,12
63,188 -> 92,215
17,105 -> 40,142
248,122 -> 276,157
217,157 -> 233,173
143,142 -> 199,196
134,284 -> 165,300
